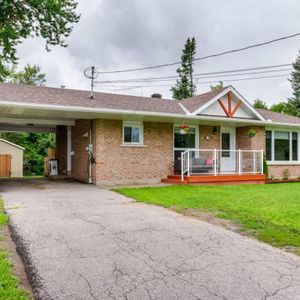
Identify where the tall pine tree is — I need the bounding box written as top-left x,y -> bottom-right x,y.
171,37 -> 196,100
287,50 -> 300,117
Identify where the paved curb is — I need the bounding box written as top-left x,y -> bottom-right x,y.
8,221 -> 51,300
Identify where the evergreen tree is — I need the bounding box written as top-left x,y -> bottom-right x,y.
171,37 -> 197,100
253,99 -> 268,110
287,51 -> 300,117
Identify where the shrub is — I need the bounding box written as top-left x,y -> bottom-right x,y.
263,157 -> 269,178
283,168 -> 290,180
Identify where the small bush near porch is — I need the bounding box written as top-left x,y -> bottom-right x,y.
116,183 -> 300,254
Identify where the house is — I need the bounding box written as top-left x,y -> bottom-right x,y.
0,82 -> 299,185
0,138 -> 24,178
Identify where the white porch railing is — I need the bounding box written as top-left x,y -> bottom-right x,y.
180,149 -> 264,181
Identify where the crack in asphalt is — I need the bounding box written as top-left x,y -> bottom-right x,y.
3,181 -> 300,299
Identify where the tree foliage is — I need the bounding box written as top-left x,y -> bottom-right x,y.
253,99 -> 268,110
0,132 -> 55,176
0,0 -> 80,77
286,50 -> 300,117
2,64 -> 46,85
171,37 -> 197,100
210,81 -> 224,91
270,102 -> 288,114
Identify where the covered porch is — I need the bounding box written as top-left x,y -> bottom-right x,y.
163,148 -> 265,185
164,123 -> 266,185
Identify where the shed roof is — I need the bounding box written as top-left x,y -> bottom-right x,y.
0,139 -> 25,150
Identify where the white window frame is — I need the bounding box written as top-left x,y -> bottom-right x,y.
122,121 -> 144,145
266,128 -> 300,165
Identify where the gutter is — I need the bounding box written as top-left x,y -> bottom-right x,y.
1,100 -> 300,129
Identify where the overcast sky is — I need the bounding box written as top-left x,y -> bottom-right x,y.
17,0 -> 300,105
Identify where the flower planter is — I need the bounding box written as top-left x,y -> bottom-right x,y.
179,125 -> 190,134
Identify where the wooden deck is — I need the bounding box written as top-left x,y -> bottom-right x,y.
162,174 -> 266,185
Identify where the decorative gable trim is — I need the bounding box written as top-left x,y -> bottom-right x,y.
218,91 -> 242,118
192,86 -> 266,121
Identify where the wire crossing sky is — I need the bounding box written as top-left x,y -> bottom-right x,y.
95,33 -> 300,74
16,0 -> 300,104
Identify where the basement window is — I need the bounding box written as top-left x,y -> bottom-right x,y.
122,122 -> 143,145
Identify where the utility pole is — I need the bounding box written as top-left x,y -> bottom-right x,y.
90,66 -> 95,99
84,66 -> 98,99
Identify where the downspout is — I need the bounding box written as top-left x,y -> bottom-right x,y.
88,120 -> 94,184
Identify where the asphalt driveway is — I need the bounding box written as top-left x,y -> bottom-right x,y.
2,180 -> 300,300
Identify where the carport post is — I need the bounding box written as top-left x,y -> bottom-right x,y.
67,126 -> 72,175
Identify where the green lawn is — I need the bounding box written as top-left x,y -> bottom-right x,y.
116,183 -> 300,253
0,199 -> 29,300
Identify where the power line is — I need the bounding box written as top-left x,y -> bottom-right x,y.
96,73 -> 290,91
96,66 -> 292,84
95,63 -> 291,84
95,33 -> 300,74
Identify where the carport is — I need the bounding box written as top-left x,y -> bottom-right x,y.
0,82 -> 122,184
0,85 -> 91,181
0,107 -> 75,177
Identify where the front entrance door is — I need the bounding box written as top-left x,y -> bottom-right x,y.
173,125 -> 199,173
220,127 -> 236,173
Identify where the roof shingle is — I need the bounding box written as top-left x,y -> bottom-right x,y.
0,82 -> 185,115
1,82 -> 300,126
180,86 -> 229,113
256,108 -> 300,124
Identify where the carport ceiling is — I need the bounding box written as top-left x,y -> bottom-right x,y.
0,106 -> 76,133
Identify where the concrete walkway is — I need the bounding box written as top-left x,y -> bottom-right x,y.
1,180 -> 300,300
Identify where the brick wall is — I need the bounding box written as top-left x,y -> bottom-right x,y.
199,126 -> 220,149
268,165 -> 300,179
236,126 -> 265,151
56,125 -> 67,175
92,120 -> 173,184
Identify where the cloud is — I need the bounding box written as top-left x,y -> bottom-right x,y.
17,0 -> 299,103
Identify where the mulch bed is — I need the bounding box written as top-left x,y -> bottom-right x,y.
266,179 -> 300,184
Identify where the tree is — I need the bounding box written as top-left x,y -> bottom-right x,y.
10,64 -> 46,86
253,99 -> 268,110
171,37 -> 197,100
210,81 -> 224,91
270,102 -> 288,114
0,0 -> 80,78
286,50 -> 300,117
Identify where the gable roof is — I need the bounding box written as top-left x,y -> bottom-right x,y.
0,82 -> 185,115
257,109 -> 300,125
180,86 -> 229,113
181,85 -> 266,121
0,82 -> 300,127
0,139 -> 25,150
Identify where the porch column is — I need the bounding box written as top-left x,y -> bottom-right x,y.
67,125 -> 72,175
